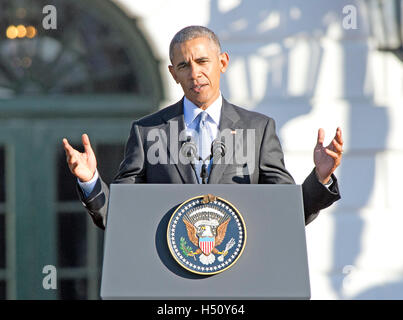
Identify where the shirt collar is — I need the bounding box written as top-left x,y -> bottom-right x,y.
183,93 -> 222,127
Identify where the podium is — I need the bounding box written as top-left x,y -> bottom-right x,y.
100,184 -> 311,299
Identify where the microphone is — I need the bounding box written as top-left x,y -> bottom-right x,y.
199,139 -> 226,184
180,137 -> 227,184
180,137 -> 199,182
211,138 -> 226,163
180,138 -> 198,161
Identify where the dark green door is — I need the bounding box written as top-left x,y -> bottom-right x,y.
0,0 -> 163,299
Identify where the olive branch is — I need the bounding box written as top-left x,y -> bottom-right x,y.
180,237 -> 196,261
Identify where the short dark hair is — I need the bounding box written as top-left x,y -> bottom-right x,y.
169,25 -> 222,62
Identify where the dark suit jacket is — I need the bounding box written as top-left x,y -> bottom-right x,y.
79,98 -> 340,229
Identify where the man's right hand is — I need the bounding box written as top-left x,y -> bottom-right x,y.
63,134 -> 97,182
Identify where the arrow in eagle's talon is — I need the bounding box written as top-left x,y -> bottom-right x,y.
217,238 -> 236,262
217,250 -> 229,262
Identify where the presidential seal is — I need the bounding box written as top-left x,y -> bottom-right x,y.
167,194 -> 246,275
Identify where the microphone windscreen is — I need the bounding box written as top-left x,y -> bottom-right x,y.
181,141 -> 197,159
211,139 -> 226,158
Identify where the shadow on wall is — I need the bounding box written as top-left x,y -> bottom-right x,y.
207,0 -> 391,299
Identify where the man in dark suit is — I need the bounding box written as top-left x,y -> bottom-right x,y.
63,26 -> 343,230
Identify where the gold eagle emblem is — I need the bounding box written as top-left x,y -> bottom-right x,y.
182,206 -> 231,265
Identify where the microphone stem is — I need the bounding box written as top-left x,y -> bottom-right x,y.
201,163 -> 207,184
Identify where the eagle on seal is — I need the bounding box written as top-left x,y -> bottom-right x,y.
183,214 -> 231,265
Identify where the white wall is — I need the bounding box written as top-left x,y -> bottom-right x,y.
114,0 -> 403,299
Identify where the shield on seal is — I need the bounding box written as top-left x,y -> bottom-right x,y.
199,237 -> 215,255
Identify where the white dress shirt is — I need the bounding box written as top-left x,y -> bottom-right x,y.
183,94 -> 222,183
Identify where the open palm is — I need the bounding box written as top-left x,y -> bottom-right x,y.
314,127 -> 343,184
63,134 -> 97,182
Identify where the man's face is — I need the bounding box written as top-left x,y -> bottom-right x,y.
168,37 -> 229,110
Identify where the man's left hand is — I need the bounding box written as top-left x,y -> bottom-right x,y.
314,127 -> 343,184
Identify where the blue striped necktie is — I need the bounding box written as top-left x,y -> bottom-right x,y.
197,111 -> 212,161
195,111 -> 213,183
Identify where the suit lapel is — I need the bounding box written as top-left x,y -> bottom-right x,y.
208,99 -> 240,184
162,99 -> 198,184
